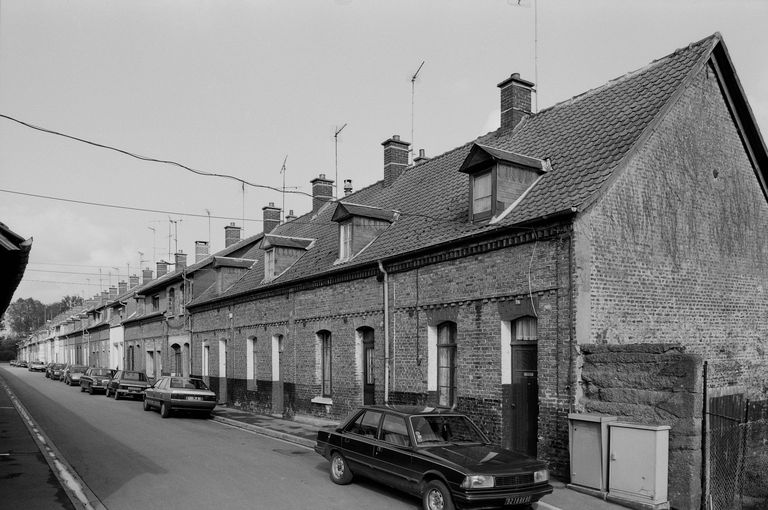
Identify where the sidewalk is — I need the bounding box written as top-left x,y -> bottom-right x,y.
0,375 -> 74,510
211,406 -> 629,510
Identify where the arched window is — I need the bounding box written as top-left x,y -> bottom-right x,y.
317,331 -> 332,397
171,343 -> 181,375
437,322 -> 457,408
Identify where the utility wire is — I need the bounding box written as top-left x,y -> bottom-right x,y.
0,113 -> 311,198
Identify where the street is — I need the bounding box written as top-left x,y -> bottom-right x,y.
0,365 -> 420,510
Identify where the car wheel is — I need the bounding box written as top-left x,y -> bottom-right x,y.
422,480 -> 455,510
113,390 -> 120,400
160,402 -> 171,418
88,385 -> 94,395
329,452 -> 353,485
143,398 -> 151,411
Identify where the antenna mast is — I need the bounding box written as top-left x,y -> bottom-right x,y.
280,155 -> 288,221
410,60 -> 425,163
334,124 -> 347,198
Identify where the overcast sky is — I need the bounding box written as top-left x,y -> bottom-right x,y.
1,0 -> 766,305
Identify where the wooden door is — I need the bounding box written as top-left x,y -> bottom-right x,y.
363,330 -> 375,405
510,343 -> 538,456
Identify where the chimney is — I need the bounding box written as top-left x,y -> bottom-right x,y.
101,291 -> 109,304
142,268 -> 154,284
156,260 -> 169,278
195,241 -> 210,263
343,179 -> 353,196
108,286 -> 118,300
310,174 -> 334,213
118,281 -> 128,295
129,274 -> 140,288
262,202 -> 281,234
498,73 -> 535,130
174,251 -> 187,270
382,135 -> 410,186
224,222 -> 241,248
285,209 -> 297,222
414,148 -> 430,164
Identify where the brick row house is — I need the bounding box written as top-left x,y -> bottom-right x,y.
18,34 -> 768,508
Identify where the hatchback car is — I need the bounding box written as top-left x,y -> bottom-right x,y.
105,370 -> 150,400
62,365 -> 88,385
79,367 -> 116,394
316,406 -> 552,510
143,376 -> 217,418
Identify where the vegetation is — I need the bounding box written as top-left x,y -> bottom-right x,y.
1,295 -> 84,336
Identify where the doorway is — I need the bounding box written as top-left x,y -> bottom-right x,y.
360,328 -> 375,405
510,343 -> 538,456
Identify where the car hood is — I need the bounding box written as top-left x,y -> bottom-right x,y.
420,444 -> 545,474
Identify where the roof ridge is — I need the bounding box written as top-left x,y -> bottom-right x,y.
536,33 -> 720,117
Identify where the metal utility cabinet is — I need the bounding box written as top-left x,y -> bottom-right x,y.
607,422 -> 671,510
568,413 -> 617,492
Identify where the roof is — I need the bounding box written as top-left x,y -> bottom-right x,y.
188,33 -> 767,308
0,221 -> 32,317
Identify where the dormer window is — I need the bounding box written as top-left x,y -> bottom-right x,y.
459,143 -> 550,224
261,235 -> 314,282
332,203 -> 398,262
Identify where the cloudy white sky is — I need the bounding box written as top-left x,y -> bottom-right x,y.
1,0 -> 767,304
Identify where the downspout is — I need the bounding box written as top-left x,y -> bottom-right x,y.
377,260 -> 389,404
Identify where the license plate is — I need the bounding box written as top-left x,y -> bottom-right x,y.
188,396 -> 202,401
504,496 -> 531,505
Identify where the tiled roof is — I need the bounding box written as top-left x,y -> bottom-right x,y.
190,34 -> 724,306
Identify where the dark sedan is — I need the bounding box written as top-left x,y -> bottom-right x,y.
79,367 -> 116,394
105,370 -> 150,400
48,363 -> 67,380
315,406 -> 552,510
62,364 -> 88,385
143,376 -> 217,418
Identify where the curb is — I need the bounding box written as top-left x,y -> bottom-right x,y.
211,415 -> 316,449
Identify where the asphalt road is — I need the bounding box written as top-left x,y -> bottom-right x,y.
1,366 -> 421,510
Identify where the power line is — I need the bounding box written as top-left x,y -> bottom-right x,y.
26,269 -> 131,278
0,112 -> 313,198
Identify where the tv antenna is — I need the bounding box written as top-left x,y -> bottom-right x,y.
334,124 -> 347,198
147,226 -> 157,262
169,217 -> 182,258
411,60 -> 425,163
204,209 -> 212,244
279,155 -> 298,222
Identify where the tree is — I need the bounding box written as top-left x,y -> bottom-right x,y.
5,298 -> 46,336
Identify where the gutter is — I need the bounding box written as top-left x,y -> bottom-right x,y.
377,260 -> 389,404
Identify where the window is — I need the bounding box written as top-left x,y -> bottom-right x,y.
168,288 -> 176,315
345,410 -> 382,438
381,414 -> 411,446
151,295 -> 160,312
172,344 -> 181,375
472,171 -> 492,214
247,337 -> 257,390
202,342 -> 210,377
513,316 -> 537,341
318,331 -> 332,397
437,322 -> 457,407
339,221 -> 352,260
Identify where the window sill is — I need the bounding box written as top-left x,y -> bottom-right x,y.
311,396 -> 333,405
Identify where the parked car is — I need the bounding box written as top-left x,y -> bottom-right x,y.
315,406 -> 552,510
48,363 -> 67,380
79,367 -> 116,394
44,362 -> 55,377
62,365 -> 88,385
17,360 -> 28,368
9,359 -> 17,366
28,360 -> 47,372
143,376 -> 217,418
105,370 -> 150,400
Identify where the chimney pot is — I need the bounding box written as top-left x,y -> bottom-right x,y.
343,179 -> 353,196
285,210 -> 297,222
498,73 -> 535,130
414,148 -> 430,164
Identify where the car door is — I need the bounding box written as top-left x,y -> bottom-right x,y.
373,413 -> 418,493
339,410 -> 382,477
146,377 -> 165,405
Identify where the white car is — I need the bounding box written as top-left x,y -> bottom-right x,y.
28,360 -> 47,372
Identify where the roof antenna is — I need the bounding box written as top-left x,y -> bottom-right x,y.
279,155 -> 297,222
410,60 -> 425,164
334,124 -> 347,199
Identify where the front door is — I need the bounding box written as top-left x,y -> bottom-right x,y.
272,336 -> 284,415
510,343 -> 538,456
363,332 -> 375,405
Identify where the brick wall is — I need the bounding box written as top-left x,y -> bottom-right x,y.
579,343 -> 702,510
575,63 -> 768,398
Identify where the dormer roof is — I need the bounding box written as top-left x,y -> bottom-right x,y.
459,144 -> 550,174
332,203 -> 398,223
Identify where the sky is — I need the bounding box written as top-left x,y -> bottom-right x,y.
1,0 -> 767,305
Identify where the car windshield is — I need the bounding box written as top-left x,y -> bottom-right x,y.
71,366 -> 87,373
409,415 -> 488,445
53,364 -> 65,369
170,378 -> 209,390
123,372 -> 147,381
92,369 -> 112,376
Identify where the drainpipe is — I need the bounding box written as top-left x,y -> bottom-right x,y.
377,260 -> 390,404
